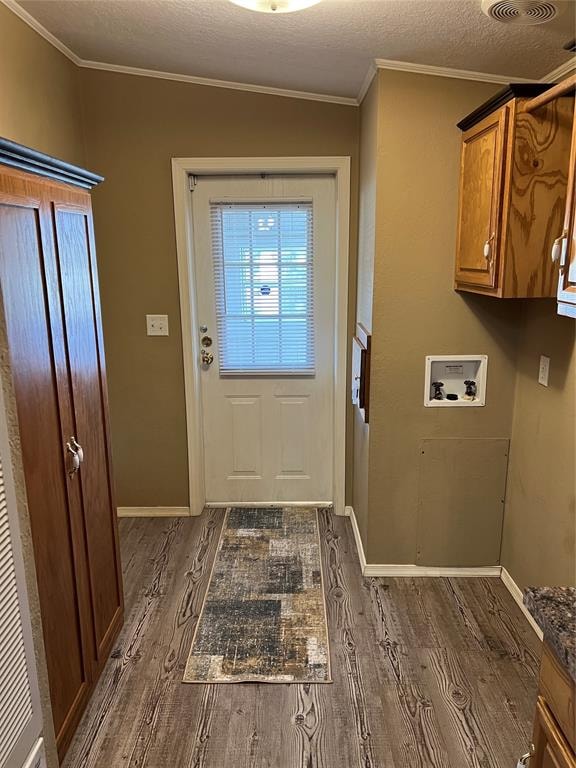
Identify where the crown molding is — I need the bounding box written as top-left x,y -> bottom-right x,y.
78,59 -> 358,106
542,56 -> 576,83
7,0 -> 568,108
1,0 -> 80,64
356,61 -> 378,105
373,57 -> 536,86
1,0 -> 355,106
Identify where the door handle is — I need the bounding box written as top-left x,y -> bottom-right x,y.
66,441 -> 80,478
201,348 -> 214,367
70,436 -> 84,463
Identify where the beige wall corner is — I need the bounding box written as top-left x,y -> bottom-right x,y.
352,75 -> 381,546
0,2 -> 85,165
501,302 -> 576,590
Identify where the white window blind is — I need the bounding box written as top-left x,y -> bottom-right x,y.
210,201 -> 315,375
0,457 -> 34,768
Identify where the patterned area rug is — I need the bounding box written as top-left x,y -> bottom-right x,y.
183,507 -> 331,683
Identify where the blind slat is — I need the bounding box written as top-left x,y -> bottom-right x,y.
210,202 -> 315,376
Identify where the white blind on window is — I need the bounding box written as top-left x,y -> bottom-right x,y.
210,201 -> 315,375
0,458 -> 34,768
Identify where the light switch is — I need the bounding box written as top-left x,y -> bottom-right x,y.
146,314 -> 169,336
538,355 -> 550,387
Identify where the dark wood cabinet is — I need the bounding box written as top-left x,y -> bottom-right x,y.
0,141 -> 123,759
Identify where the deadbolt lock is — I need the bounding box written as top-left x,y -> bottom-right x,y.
201,335 -> 213,347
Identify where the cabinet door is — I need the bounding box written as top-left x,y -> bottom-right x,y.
0,180 -> 93,754
51,201 -> 123,663
557,104 -> 576,318
533,698 -> 576,768
455,106 -> 509,289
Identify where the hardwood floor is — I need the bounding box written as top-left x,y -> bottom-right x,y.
63,509 -> 540,768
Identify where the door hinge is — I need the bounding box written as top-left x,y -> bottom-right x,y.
189,175 -> 197,192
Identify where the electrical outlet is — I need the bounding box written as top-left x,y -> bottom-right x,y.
146,314 -> 169,336
538,355 -> 550,387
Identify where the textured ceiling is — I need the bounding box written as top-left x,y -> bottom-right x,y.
16,0 -> 576,98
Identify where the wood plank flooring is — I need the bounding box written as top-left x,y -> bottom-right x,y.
62,509 -> 541,768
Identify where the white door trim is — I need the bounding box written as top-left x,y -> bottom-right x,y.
172,156 -> 351,516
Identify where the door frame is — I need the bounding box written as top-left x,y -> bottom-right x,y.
171,156 -> 350,516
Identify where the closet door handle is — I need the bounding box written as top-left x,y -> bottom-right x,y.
70,437 -> 84,464
66,441 -> 81,477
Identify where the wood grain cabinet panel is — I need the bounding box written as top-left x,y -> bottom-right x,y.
0,152 -> 123,759
539,644 -> 576,752
557,99 -> 576,318
455,86 -> 574,298
52,205 -> 123,661
533,698 -> 576,768
455,107 -> 507,289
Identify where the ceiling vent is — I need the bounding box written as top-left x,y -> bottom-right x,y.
481,0 -> 559,25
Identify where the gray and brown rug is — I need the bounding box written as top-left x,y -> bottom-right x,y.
183,506 -> 331,683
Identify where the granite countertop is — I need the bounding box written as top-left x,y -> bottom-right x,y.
524,586 -> 576,681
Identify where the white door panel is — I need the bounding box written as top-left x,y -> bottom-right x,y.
192,176 -> 335,503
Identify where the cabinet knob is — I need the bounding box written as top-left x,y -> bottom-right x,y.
484,233 -> 495,261
551,234 -> 566,265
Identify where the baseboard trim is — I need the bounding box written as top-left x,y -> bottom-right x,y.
345,507 -> 541,639
345,505 -> 501,578
345,505 -> 367,572
500,567 -> 544,641
363,564 -> 502,577
205,501 -> 333,508
117,506 -> 191,518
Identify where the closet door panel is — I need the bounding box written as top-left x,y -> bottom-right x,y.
52,203 -> 122,658
0,195 -> 91,745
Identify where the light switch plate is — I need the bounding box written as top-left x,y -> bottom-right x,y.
146,314 -> 169,336
538,355 -> 550,387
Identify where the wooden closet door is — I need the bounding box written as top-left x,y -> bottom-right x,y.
51,199 -> 123,662
0,173 -> 93,753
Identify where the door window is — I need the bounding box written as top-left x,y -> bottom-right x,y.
210,201 -> 315,375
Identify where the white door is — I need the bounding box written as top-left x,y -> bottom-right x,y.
191,175 -> 336,504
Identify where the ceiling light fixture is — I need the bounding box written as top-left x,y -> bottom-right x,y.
229,0 -> 322,13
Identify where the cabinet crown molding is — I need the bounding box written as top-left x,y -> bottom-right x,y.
457,84 -> 553,131
0,137 -> 103,190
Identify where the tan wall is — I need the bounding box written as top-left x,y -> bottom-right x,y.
78,68 -> 359,506
352,77 -> 380,542
361,70 -> 521,564
0,3 -> 84,165
0,8 -> 84,766
502,303 -> 576,589
356,77 -> 379,334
